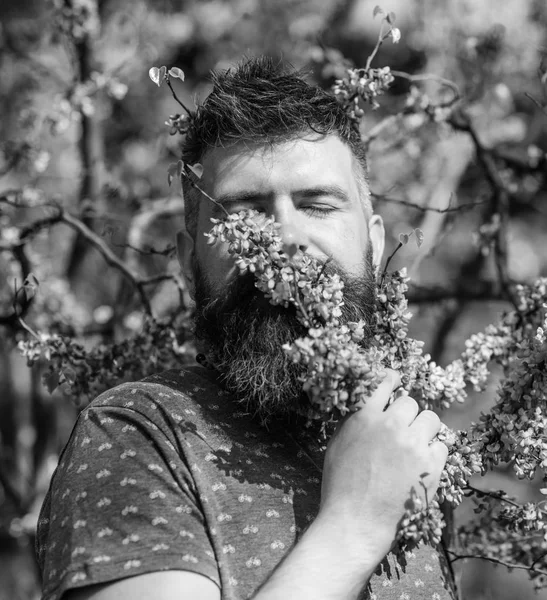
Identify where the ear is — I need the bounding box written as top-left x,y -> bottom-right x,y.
176,228 -> 196,300
368,214 -> 385,270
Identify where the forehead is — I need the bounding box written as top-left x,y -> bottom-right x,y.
199,134 -> 362,205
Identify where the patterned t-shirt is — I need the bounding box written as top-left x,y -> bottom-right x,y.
36,366 -> 457,600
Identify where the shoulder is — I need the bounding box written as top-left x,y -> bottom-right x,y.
84,366 -> 224,419
76,366 -> 235,450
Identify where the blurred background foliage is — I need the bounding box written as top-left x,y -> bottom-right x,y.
0,0 -> 546,598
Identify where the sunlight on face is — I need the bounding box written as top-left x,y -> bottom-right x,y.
192,134 -> 375,295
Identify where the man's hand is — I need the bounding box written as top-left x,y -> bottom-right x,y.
255,369 -> 449,600
318,368 -> 448,558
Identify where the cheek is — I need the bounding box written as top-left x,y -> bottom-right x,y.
324,223 -> 368,276
196,236 -> 239,293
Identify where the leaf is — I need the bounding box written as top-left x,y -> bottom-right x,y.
188,163 -> 203,179
386,11 -> 396,24
44,370 -> 60,394
391,27 -> 401,44
415,228 -> 424,247
149,67 -> 161,87
373,5 -> 384,18
23,284 -> 36,303
167,160 -> 184,186
23,273 -> 39,302
25,273 -> 39,288
62,367 -> 77,386
168,67 -> 185,81
399,233 -> 409,245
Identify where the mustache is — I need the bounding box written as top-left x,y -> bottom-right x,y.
196,257 -> 375,325
191,248 -> 377,422
194,269 -> 297,335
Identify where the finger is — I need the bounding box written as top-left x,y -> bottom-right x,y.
386,393 -> 419,425
411,410 -> 442,441
362,368 -> 402,413
429,440 -> 449,465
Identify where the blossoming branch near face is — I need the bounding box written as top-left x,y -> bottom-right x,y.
181,134 -> 385,298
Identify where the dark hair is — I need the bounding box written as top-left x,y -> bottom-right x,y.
182,56 -> 368,239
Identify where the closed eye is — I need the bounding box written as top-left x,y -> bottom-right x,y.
301,205 -> 335,218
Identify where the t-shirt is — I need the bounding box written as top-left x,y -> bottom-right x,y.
36,366 -> 457,600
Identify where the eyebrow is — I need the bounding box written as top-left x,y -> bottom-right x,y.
296,185 -> 350,204
212,185 -> 351,213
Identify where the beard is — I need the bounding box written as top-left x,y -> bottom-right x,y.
193,246 -> 377,422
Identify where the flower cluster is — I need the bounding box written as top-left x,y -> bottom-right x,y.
471,311 -> 547,481
205,208 -> 547,568
208,212 -> 392,415
165,113 -> 192,136
437,427 -> 483,505
206,213 -> 345,327
404,86 -> 455,123
333,66 -> 395,116
457,491 -> 547,590
289,331 -> 387,417
52,0 -> 100,41
18,317 -> 194,404
373,270 -> 468,409
206,209 -> 481,551
395,491 -> 445,551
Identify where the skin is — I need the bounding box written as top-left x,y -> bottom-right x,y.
179,134 -> 386,297
65,134 -> 448,600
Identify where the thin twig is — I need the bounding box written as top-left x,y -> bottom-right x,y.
372,192 -> 486,213
381,241 -> 403,284
166,79 -> 193,118
17,316 -> 41,340
189,179 -> 230,217
391,70 -> 460,101
525,92 -> 547,116
531,550 -> 547,572
62,210 -> 152,313
447,550 -> 547,576
140,273 -> 180,286
464,484 -> 521,509
364,23 -> 392,71
362,114 -> 401,148
113,241 -> 176,257
407,280 -> 522,304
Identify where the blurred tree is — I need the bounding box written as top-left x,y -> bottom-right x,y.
0,1 -> 546,598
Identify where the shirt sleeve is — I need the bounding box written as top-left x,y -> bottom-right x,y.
36,384 -> 221,600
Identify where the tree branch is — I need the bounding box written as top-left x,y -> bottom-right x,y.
372,192 -> 486,213
0,197 -> 186,318
448,110 -> 521,314
407,280 -> 519,304
165,78 -> 193,118
391,70 -> 460,103
65,3 -> 105,280
62,210 -> 155,314
447,550 -> 547,577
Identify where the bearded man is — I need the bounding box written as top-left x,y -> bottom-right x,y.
37,57 -> 454,600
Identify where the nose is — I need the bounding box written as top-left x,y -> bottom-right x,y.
273,199 -> 311,256
278,221 -> 310,257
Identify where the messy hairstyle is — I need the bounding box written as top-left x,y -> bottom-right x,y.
181,56 -> 369,239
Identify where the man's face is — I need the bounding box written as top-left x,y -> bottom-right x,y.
181,134 -> 385,421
